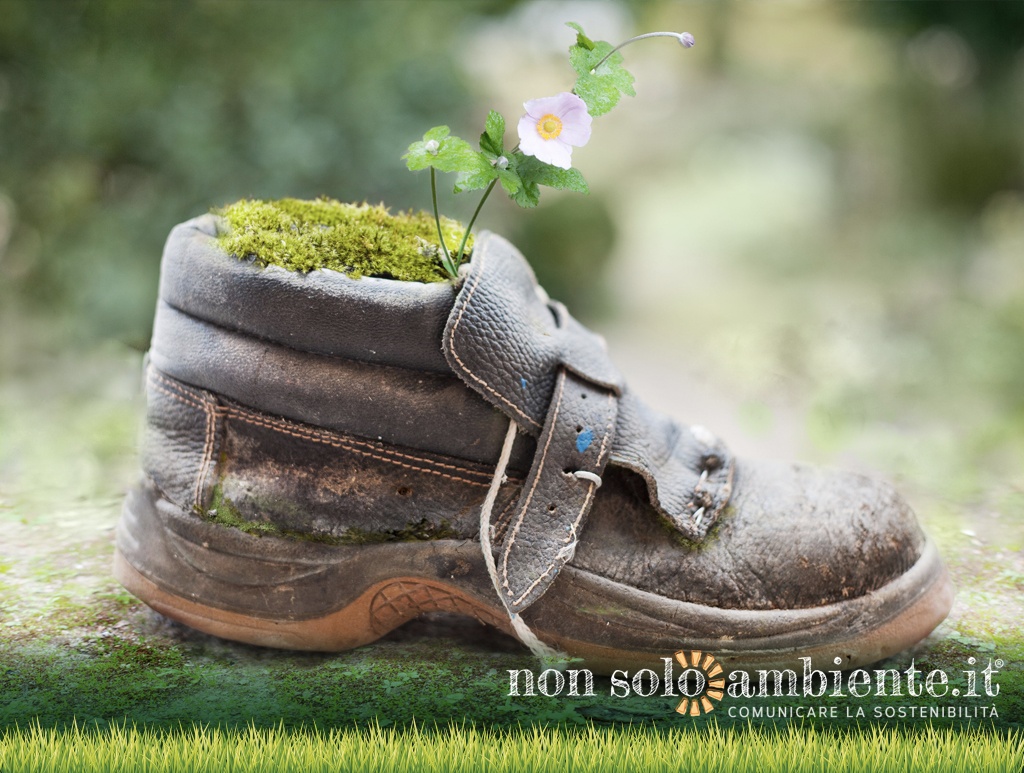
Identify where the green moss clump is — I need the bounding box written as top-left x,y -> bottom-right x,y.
213,198 -> 471,283
201,485 -> 280,537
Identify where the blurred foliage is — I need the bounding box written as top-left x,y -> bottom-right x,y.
857,2 -> 1024,214
0,1 -> 484,345
834,3 -> 1024,486
862,2 -> 1024,82
511,195 -> 617,322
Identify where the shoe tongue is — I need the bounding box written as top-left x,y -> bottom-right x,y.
443,231 -> 624,434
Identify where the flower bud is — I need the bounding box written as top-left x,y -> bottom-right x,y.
425,139 -> 440,155
678,32 -> 695,49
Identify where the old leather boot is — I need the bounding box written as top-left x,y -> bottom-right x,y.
115,213 -> 953,673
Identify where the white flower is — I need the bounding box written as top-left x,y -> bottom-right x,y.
517,92 -> 592,170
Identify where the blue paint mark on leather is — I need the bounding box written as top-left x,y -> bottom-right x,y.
520,377 -> 528,390
576,427 -> 594,454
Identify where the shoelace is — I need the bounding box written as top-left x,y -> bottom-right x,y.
481,418 -> 719,668
479,419 -> 569,667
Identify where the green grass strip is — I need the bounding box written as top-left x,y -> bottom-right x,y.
0,722 -> 1021,773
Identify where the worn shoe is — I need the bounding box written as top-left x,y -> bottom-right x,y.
114,214 -> 953,673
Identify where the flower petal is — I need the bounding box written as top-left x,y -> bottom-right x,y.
559,101 -> 592,123
552,92 -> 589,118
517,114 -> 544,152
518,93 -> 588,169
558,113 -> 592,147
529,138 -> 573,170
523,95 -> 567,120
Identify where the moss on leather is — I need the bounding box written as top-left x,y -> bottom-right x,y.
202,485 -> 279,537
214,198 -> 471,282
201,484 -> 457,544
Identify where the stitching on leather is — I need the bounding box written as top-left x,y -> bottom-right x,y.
148,371 -> 206,412
144,368 -> 216,509
194,397 -> 216,508
221,403 -> 496,486
447,244 -> 542,430
594,391 -> 616,469
492,492 -> 520,544
499,371 -> 565,595
509,385 -> 617,607
222,403 -> 497,488
224,403 -> 494,479
196,395 -> 226,510
149,369 -> 499,487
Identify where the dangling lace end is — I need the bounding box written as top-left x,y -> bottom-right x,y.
509,612 -> 569,669
480,418 -> 571,669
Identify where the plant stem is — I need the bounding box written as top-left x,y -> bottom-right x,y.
453,178 -> 498,270
591,31 -> 694,72
430,167 -> 456,278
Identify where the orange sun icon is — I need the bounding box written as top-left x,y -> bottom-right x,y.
673,650 -> 726,716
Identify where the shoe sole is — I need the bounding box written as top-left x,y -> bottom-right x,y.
114,483 -> 954,674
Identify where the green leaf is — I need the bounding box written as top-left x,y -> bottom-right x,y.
496,166 -> 522,195
403,127 -> 483,173
453,163 -> 498,194
500,154 -> 533,205
511,179 -> 540,209
481,110 -> 505,157
457,158 -> 521,196
567,26 -> 636,117
566,22 -> 595,50
425,125 -> 451,142
515,154 -> 589,195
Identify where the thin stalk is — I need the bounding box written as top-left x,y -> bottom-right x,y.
453,178 -> 498,270
430,167 -> 456,278
591,31 -> 694,72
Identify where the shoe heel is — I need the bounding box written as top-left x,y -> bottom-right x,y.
114,482 -> 505,650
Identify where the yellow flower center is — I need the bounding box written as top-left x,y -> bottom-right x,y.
537,114 -> 563,140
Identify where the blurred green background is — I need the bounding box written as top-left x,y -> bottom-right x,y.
1,0 -> 1023,688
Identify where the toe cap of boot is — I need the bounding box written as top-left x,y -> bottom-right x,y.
576,459 -> 927,611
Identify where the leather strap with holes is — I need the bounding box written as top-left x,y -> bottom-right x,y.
497,369 -> 618,613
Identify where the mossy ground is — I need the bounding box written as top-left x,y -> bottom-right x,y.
214,198 -> 471,282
